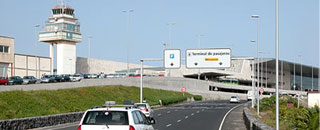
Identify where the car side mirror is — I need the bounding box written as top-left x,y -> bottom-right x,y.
149,118 -> 156,124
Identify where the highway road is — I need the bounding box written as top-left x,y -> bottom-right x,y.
31,100 -> 245,130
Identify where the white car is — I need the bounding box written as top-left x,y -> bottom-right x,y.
134,103 -> 153,118
78,106 -> 155,130
70,74 -> 82,82
230,96 -> 240,103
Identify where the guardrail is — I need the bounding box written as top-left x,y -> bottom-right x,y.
243,102 -> 274,130
0,112 -> 83,130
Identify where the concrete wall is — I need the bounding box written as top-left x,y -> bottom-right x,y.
14,54 -> 52,78
76,57 -> 152,74
57,42 -> 76,74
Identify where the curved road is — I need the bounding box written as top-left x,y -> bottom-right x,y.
31,100 -> 245,130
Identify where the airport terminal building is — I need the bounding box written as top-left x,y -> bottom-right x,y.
77,57 -> 319,92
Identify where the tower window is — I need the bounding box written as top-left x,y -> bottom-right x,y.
0,46 -> 9,53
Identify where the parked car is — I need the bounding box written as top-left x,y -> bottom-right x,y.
52,75 -> 63,82
61,74 -> 71,82
23,76 -> 37,84
70,74 -> 82,82
40,75 -> 55,83
134,102 -> 154,118
88,74 -> 98,78
8,76 -> 23,85
0,77 -> 9,85
78,105 -> 155,130
83,74 -> 90,79
230,96 -> 240,103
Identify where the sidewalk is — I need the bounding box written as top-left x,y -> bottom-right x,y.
222,105 -> 247,130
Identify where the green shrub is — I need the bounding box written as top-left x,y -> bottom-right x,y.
193,95 -> 203,101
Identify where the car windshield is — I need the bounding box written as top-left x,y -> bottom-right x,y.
231,96 -> 237,98
82,111 -> 129,125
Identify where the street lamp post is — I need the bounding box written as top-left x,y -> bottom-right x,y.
294,58 -> 296,90
122,9 -> 134,76
299,55 -> 302,91
88,36 -> 92,73
251,14 -> 260,117
197,34 -> 204,80
167,22 -> 176,77
34,24 -> 40,79
275,0 -> 280,128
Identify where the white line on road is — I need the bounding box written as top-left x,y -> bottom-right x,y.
167,111 -> 171,113
166,124 -> 172,127
196,111 -> 200,113
158,113 -> 161,116
191,113 -> 194,116
177,120 -> 181,122
185,116 -> 188,119
218,104 -> 242,130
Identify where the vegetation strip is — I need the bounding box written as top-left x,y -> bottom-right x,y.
0,85 -> 201,120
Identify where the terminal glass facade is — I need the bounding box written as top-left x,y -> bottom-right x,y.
290,75 -> 319,91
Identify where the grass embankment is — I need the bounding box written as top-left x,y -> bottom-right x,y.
250,96 -> 319,130
0,86 -> 200,120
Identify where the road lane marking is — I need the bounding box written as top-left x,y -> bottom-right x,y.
166,124 -> 172,127
177,120 -> 181,122
167,111 -> 171,113
185,116 -> 188,119
158,113 -> 161,116
191,113 -> 194,116
196,111 -> 200,113
218,104 -> 242,130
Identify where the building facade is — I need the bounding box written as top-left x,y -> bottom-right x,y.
0,36 -> 14,77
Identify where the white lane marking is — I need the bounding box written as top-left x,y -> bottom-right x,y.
196,111 -> 200,113
166,124 -> 172,127
177,120 -> 181,122
158,113 -> 161,116
202,109 -> 204,111
175,109 -> 178,111
218,104 -> 242,130
191,113 -> 194,116
185,116 -> 189,119
167,111 -> 171,113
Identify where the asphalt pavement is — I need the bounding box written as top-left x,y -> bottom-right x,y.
30,100 -> 246,130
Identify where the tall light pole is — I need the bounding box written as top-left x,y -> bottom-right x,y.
251,14 -> 260,117
251,58 -> 255,108
88,36 -> 92,73
299,55 -> 302,91
167,22 -> 176,77
197,34 -> 204,80
167,22 -> 176,48
122,9 -> 134,76
34,24 -> 40,79
275,0 -> 280,129
312,65 -> 313,91
293,58 -> 296,90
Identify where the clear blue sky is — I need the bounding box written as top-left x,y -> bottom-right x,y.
0,0 -> 319,67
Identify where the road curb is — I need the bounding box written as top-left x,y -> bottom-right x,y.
218,104 -> 242,130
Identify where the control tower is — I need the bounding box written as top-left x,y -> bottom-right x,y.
39,2 -> 82,74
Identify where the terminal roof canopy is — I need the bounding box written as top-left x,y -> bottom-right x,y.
254,58 -> 319,78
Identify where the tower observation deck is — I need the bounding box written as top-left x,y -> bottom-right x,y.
39,3 -> 82,74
